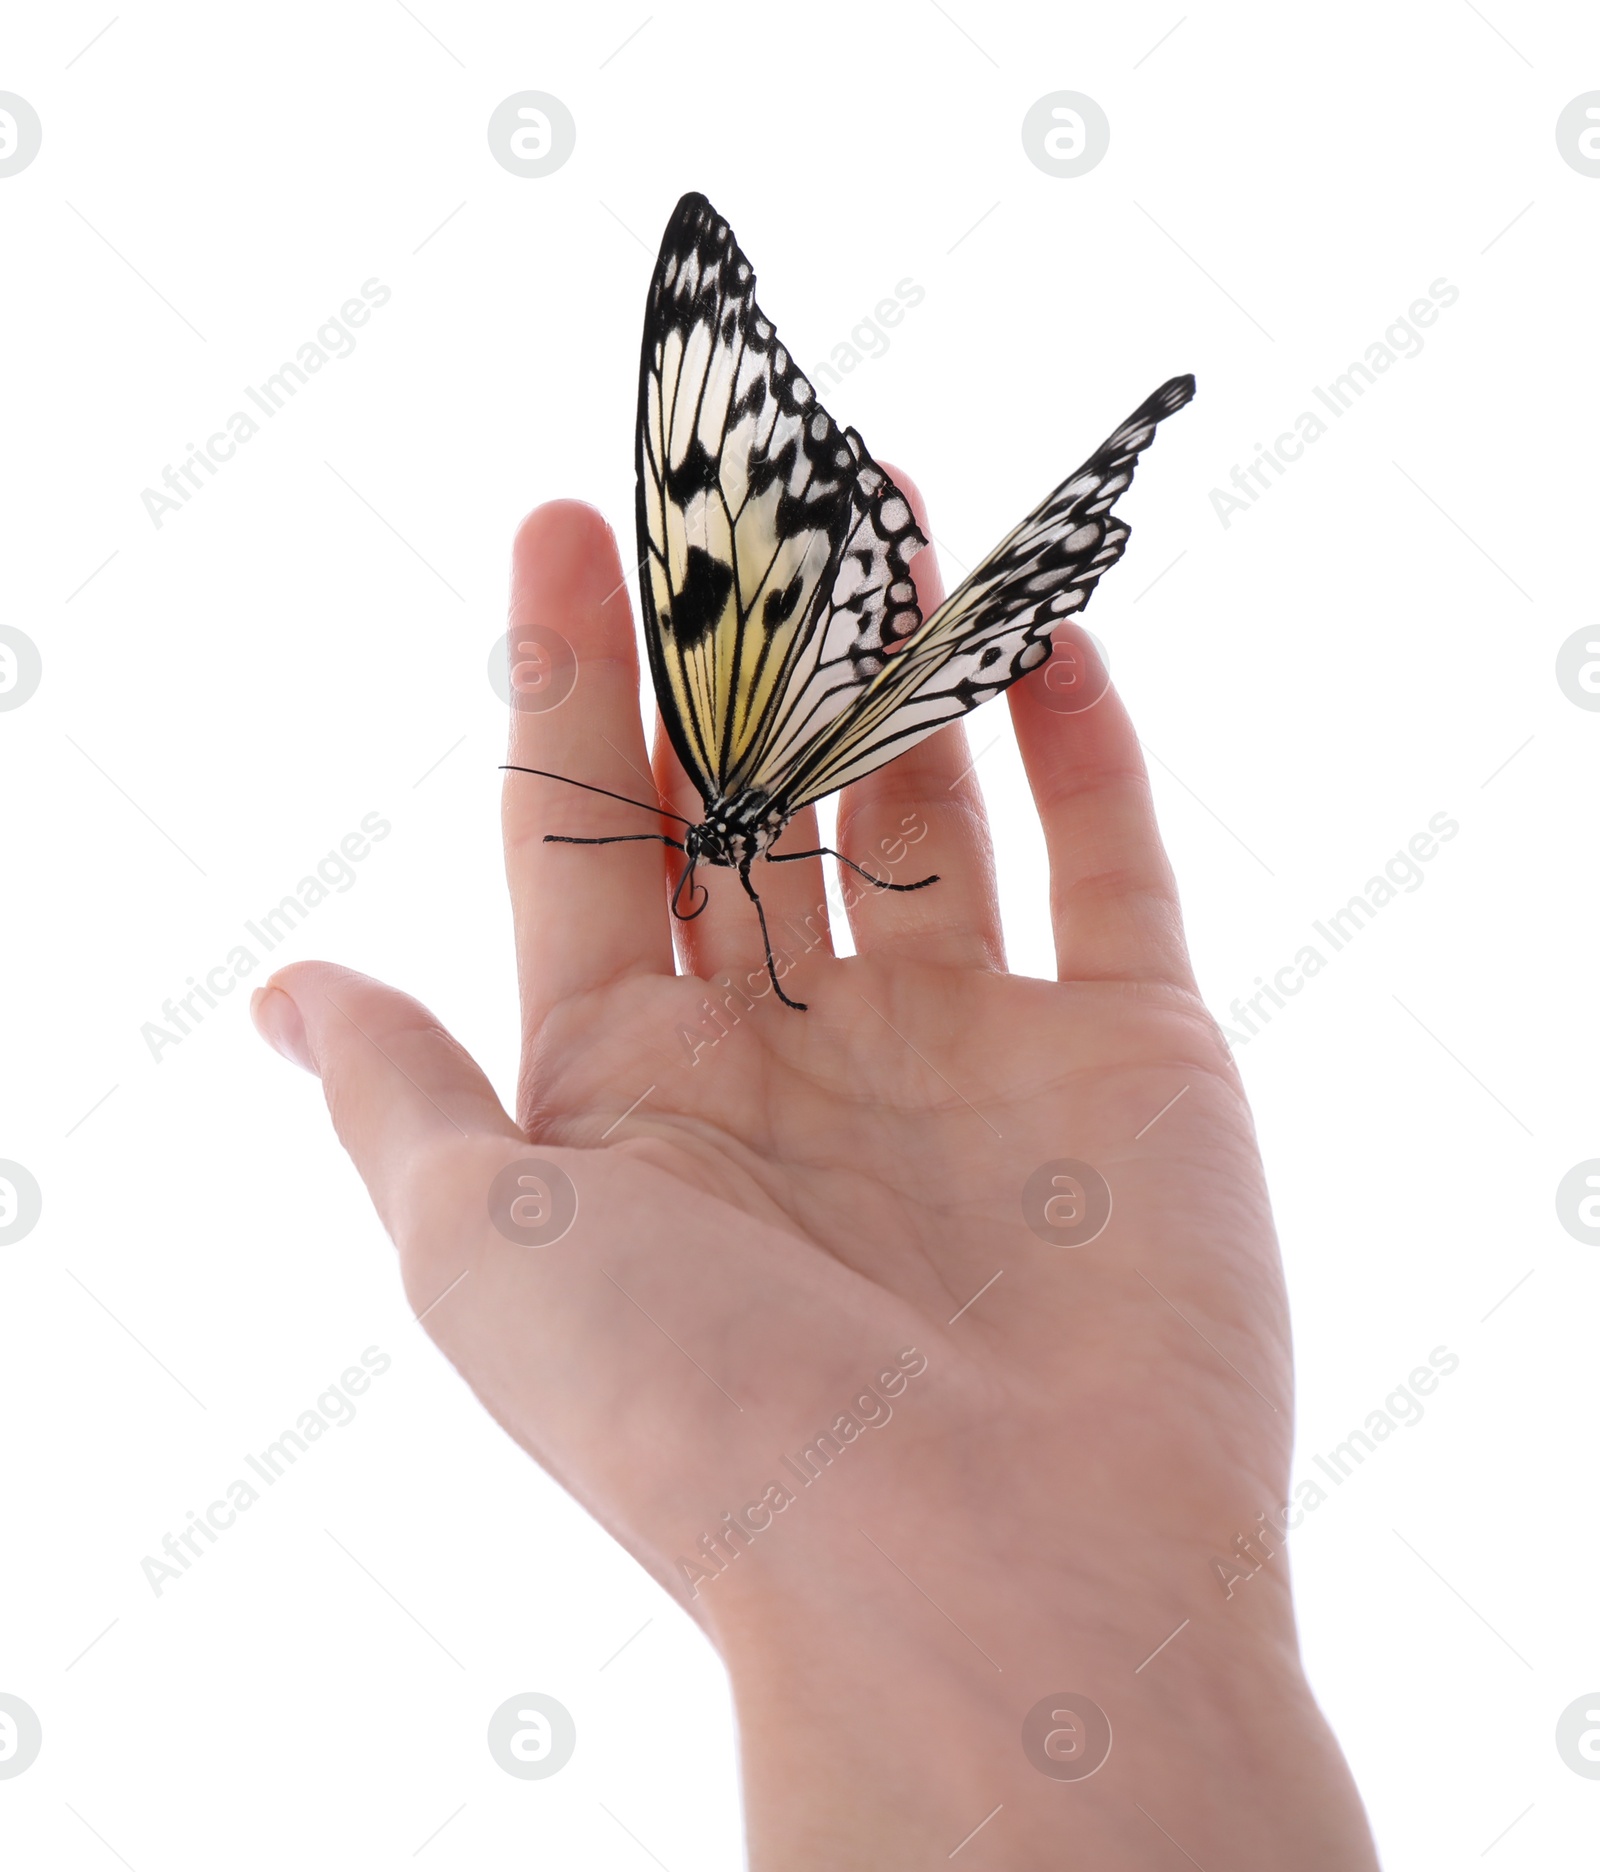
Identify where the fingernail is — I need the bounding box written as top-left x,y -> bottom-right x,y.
251,986 -> 316,1073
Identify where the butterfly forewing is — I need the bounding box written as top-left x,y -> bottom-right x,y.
636,193 -> 927,803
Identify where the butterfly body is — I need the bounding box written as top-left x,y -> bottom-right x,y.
689,792 -> 787,870
514,191 -> 1195,1010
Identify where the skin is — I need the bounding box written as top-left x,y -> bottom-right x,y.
252,487 -> 1380,1868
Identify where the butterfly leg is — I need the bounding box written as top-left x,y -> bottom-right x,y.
544,833 -> 687,850
542,833 -> 713,927
738,861 -> 807,1012
766,847 -> 939,893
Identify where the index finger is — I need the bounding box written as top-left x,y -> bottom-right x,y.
503,501 -> 676,1035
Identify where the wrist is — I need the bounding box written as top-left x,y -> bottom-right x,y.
700,1511 -> 1373,1870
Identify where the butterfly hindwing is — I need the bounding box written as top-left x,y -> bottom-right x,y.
636,194 -> 927,804
770,375 -> 1197,809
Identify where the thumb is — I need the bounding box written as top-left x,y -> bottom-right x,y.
251,961 -> 522,1236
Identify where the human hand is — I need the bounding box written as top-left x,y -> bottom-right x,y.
251,488 -> 1378,1868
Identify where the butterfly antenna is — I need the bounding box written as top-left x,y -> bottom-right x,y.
501,765 -> 696,828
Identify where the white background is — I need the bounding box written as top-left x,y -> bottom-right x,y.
2,2 -> 1596,1865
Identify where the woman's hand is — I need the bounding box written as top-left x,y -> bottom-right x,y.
252,489 -> 1378,1869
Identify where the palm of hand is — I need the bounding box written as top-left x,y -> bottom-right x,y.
419,909 -> 1279,1623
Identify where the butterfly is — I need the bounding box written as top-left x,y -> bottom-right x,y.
509,192 -> 1194,1010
